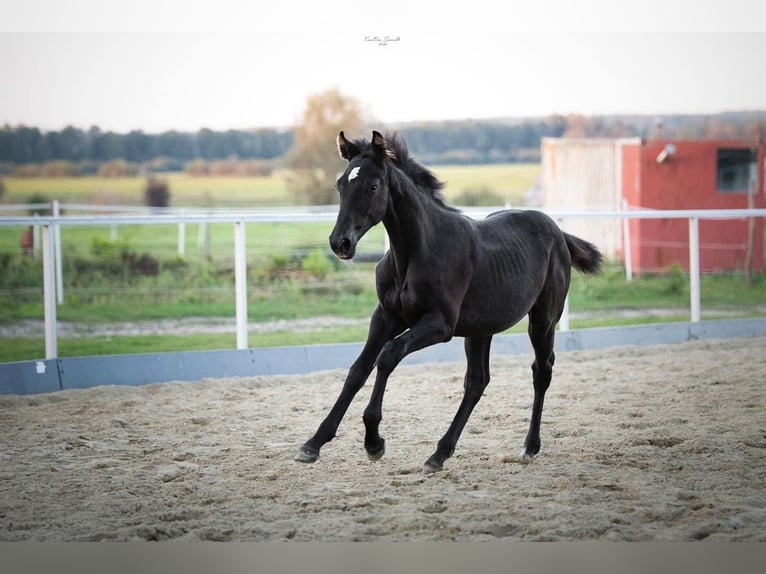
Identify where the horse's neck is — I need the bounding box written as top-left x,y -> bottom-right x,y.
382,205 -> 409,280
381,170 -> 439,280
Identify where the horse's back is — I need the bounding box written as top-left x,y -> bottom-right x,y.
476,209 -> 566,260
455,210 -> 569,336
482,209 -> 561,234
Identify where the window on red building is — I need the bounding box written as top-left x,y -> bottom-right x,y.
716,148 -> 757,193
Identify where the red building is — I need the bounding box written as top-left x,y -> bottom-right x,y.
622,140 -> 764,273
541,138 -> 765,274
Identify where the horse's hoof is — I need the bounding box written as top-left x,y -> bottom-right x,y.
366,441 -> 385,461
422,457 -> 443,474
519,448 -> 537,460
295,446 -> 319,463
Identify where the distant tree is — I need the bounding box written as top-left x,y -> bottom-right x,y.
144,177 -> 170,209
563,114 -> 589,138
284,88 -> 367,204
0,177 -> 5,200
744,120 -> 764,142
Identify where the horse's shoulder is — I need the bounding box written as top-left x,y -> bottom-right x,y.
375,251 -> 400,291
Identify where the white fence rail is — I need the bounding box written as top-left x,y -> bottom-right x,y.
2,204 -> 765,359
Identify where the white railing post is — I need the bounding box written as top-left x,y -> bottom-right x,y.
178,209 -> 186,258
234,221 -> 248,349
622,199 -> 633,281
32,213 -> 40,258
688,216 -> 701,323
42,224 -> 58,358
53,200 -> 64,305
197,221 -> 207,249
557,217 -> 571,331
559,295 -> 570,332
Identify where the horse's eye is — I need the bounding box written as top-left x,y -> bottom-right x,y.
369,183 -> 379,193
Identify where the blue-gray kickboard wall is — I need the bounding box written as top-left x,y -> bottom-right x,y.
2,318 -> 765,395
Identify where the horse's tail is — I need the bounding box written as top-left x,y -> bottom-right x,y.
564,232 -> 602,275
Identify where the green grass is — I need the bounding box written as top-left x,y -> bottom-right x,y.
0,324 -> 374,363
2,172 -> 290,207
569,265 -> 766,311
1,263 -> 764,362
1,163 -> 539,209
433,163 -> 539,206
2,165 -> 765,364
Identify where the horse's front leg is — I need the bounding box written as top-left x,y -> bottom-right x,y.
295,306 -> 403,463
362,311 -> 454,461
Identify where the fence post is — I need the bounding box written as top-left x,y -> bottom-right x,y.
178,209 -> 186,258
622,199 -> 633,281
53,200 -> 64,305
688,216 -> 701,323
33,213 -> 40,258
557,217 -> 571,330
42,224 -> 58,358
559,295 -> 570,332
234,221 -> 248,349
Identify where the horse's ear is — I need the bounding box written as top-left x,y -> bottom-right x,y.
371,130 -> 396,161
337,131 -> 359,161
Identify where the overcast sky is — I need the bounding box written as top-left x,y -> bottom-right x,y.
2,1 -> 765,133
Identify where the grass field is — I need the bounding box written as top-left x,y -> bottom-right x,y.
1,255 -> 764,362
2,172 -> 291,208
1,163 -> 540,209
2,163 -> 765,363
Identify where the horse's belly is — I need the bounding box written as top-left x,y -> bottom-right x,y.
454,303 -> 530,338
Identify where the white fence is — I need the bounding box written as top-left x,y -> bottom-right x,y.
1,203 -> 765,359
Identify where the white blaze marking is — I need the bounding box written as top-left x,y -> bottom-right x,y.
348,166 -> 361,181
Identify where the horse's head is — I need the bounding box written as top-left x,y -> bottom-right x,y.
329,130 -> 394,260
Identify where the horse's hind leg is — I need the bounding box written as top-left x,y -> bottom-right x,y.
522,311 -> 557,458
424,335 -> 492,473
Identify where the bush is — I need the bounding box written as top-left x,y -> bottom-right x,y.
663,264 -> 687,295
12,163 -> 43,177
27,192 -> 50,215
144,177 -> 171,208
302,249 -> 333,278
76,236 -> 160,280
454,186 -> 505,206
41,161 -> 81,177
90,236 -> 131,259
184,158 -> 274,177
98,160 -> 139,177
143,156 -> 185,173
184,159 -> 209,176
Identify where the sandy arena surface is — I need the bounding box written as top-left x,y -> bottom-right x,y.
1,336 -> 764,541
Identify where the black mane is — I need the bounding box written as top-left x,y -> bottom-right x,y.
355,132 -> 455,209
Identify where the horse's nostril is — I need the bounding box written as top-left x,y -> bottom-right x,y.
339,238 -> 351,254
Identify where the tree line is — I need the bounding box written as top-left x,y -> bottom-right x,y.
0,126 -> 292,168
1,111 -> 764,172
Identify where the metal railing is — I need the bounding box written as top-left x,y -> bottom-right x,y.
2,203 -> 765,359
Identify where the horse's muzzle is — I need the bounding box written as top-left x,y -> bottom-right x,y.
330,235 -> 355,260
